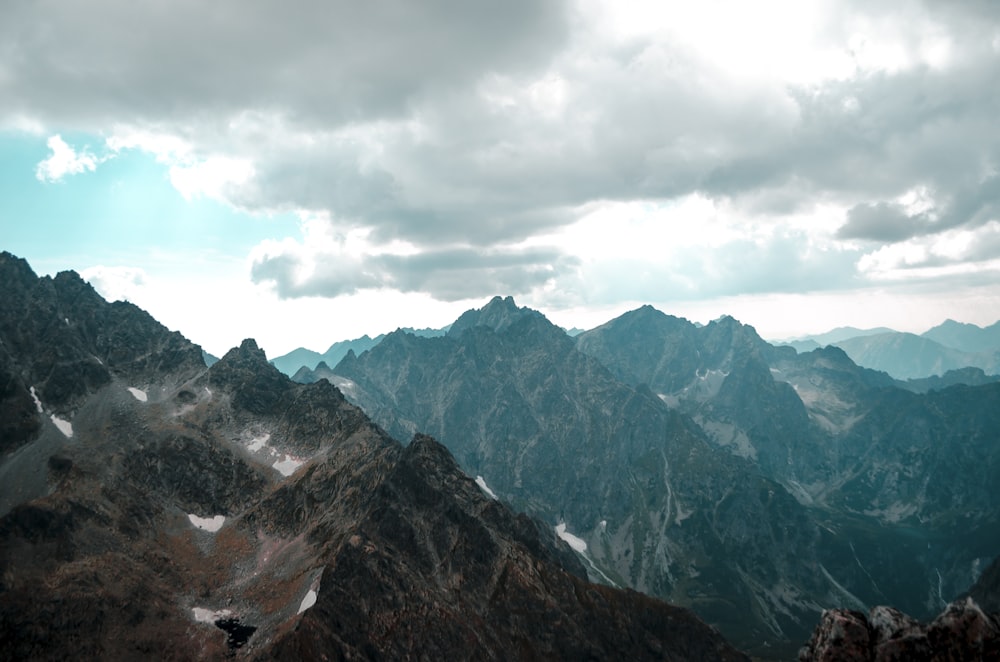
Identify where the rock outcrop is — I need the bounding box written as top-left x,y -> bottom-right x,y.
799,600 -> 1000,661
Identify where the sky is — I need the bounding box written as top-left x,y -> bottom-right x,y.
2,1 -> 1000,358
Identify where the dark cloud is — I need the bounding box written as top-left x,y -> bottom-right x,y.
251,245 -> 575,301
0,0 -> 569,128
838,202 -> 931,242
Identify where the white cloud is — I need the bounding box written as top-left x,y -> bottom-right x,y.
80,265 -> 148,303
857,221 -> 1000,282
169,156 -> 254,202
6,0 -> 1000,335
35,135 -> 100,182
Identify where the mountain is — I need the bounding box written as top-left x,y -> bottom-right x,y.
270,327 -> 448,377
901,367 -> 1000,393
922,319 -> 1000,354
0,252 -> 747,661
777,326 -> 897,354
833,331 -> 1000,379
331,299 -> 930,658
574,306 -> 1000,607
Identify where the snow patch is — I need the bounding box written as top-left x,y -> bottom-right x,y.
555,523 -> 619,588
29,387 -> 43,413
127,387 -> 148,402
475,475 -> 498,499
192,607 -> 232,624
298,589 -> 318,614
274,455 -> 304,476
247,433 -> 270,452
555,523 -> 588,553
188,514 -> 226,532
51,415 -> 73,438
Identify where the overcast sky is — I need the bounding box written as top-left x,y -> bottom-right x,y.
3,0 -> 1000,356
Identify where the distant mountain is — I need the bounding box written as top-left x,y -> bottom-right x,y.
901,367 -> 1000,393
781,326 -> 897,347
833,331 -> 1000,379
922,318 -> 1000,354
0,252 -> 746,661
270,326 -> 448,376
561,304 -> 1000,647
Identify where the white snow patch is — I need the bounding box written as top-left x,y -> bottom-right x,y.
274,455 -> 304,476
188,514 -> 226,532
127,387 -> 148,402
247,433 -> 270,452
298,589 -> 318,614
599,519 -> 607,531
204,387 -> 212,397
555,523 -> 588,553
29,387 -> 43,413
50,415 -> 73,438
192,607 -> 232,624
475,475 -> 498,499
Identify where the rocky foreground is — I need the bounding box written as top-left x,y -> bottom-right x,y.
799,599 -> 999,661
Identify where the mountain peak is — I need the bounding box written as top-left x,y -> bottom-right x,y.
447,295 -> 544,338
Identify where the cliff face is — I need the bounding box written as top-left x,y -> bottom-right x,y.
0,253 -> 745,661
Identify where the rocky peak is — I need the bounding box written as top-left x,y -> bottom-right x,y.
206,338 -> 294,415
799,600 -> 1000,661
0,251 -> 38,290
447,295 -> 544,338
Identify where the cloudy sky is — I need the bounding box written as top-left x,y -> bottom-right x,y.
3,0 -> 1000,357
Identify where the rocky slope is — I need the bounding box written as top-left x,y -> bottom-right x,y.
586,307 -> 1000,621
330,298 -> 879,657
330,298 -> 1000,656
0,253 -> 746,660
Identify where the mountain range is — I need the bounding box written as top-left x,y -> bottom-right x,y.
0,253 -> 746,660
3,252 -> 999,660
326,297 -> 1000,657
783,320 -> 1000,380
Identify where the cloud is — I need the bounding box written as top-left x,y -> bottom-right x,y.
6,1 -> 1000,305
80,265 -> 148,302
249,223 -> 574,301
857,221 -> 1000,283
35,135 -> 100,182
